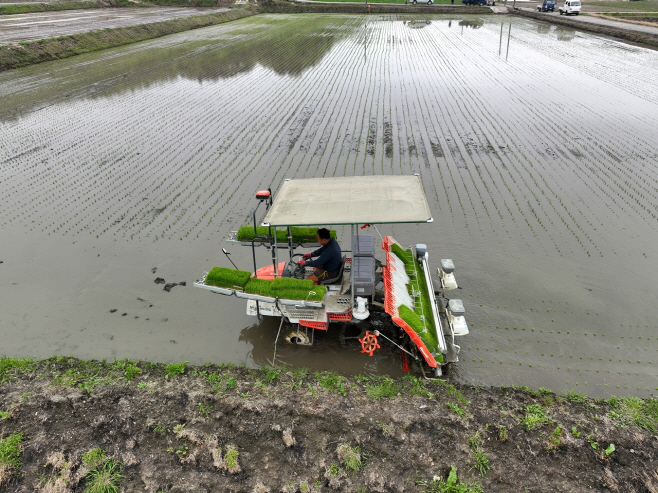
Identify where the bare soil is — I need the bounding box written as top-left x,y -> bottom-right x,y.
1,358 -> 657,492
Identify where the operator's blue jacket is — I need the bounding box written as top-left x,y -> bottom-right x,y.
305,238 -> 342,272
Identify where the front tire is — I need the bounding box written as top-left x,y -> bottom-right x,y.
412,0 -> 417,4
428,0 -> 432,5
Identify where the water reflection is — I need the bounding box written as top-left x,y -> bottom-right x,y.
459,19 -> 483,29
407,19 -> 432,29
556,27 -> 575,41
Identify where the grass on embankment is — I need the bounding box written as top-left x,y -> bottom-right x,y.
0,1 -> 102,15
0,0 -> 232,15
0,8 -> 255,71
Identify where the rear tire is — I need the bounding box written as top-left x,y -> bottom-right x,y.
428,0 -> 432,5
412,0 -> 417,4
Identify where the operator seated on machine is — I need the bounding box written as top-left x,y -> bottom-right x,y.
296,228 -> 342,285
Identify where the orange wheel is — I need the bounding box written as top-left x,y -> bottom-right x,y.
359,331 -> 381,357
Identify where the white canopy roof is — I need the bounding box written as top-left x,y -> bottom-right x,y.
262,175 -> 433,226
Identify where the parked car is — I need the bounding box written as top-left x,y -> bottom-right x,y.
559,0 -> 581,15
411,0 -> 433,5
462,0 -> 488,5
536,0 -> 556,11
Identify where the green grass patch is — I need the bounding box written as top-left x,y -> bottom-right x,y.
608,396 -> 658,432
468,432 -> 490,477
82,448 -> 106,468
0,357 -> 37,383
365,376 -> 400,399
206,266 -> 252,289
522,404 -> 553,430
336,443 -> 362,473
0,432 -> 22,485
165,361 -> 187,379
316,371 -> 347,395
84,458 -> 123,493
0,9 -> 256,72
236,226 -> 336,243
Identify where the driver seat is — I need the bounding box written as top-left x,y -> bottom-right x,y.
319,256 -> 346,285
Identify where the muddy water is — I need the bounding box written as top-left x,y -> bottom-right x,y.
1,14 -> 658,397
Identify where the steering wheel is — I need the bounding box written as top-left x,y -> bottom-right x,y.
285,254 -> 307,279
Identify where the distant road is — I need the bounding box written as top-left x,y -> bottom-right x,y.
517,7 -> 658,36
0,7 -> 228,45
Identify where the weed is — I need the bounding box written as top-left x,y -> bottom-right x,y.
0,411 -> 8,420
522,404 -> 552,430
328,463 -> 341,478
608,396 -> 658,432
197,402 -> 213,418
223,445 -> 239,474
563,389 -> 587,403
175,445 -> 189,456
417,465 -> 483,493
82,448 -> 106,468
0,432 -> 22,486
545,425 -> 564,450
307,383 -> 318,399
375,421 -> 391,434
604,443 -> 615,457
498,425 -> 508,441
84,458 -> 123,493
152,424 -> 167,435
446,385 -> 468,407
165,361 -> 187,379
137,382 -> 148,389
0,357 -> 37,383
447,402 -> 465,416
366,376 -> 400,399
337,444 -> 362,473
404,375 -> 435,399
316,372 -> 347,396
173,424 -> 185,434
112,358 -> 142,382
571,426 -> 581,437
262,367 -> 280,384
225,377 -> 237,390
468,432 -> 490,477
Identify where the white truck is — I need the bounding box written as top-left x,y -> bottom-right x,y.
559,0 -> 581,15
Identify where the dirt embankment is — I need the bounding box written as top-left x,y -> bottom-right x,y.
511,8 -> 658,48
1,357 -> 657,492
0,0 -> 234,15
0,7 -> 256,72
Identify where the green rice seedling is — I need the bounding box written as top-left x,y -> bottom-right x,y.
84,458 -> 123,493
365,376 -> 400,399
336,443 -> 362,473
468,432 -> 490,477
398,305 -> 439,353
315,371 -> 347,396
165,361 -> 187,379
244,278 -> 325,301
416,465 -> 483,493
0,432 -> 23,487
522,404 -> 552,430
236,227 -> 337,243
205,267 -> 252,290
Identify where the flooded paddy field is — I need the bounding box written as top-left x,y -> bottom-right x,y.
1,13 -> 658,397
0,7 -> 228,45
